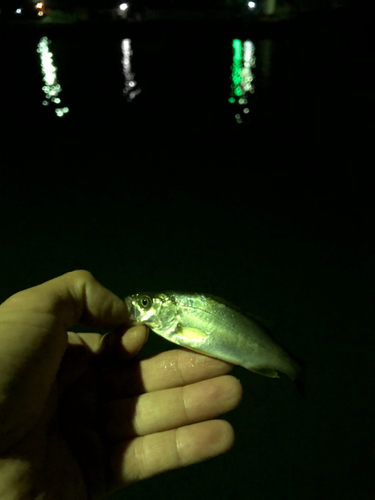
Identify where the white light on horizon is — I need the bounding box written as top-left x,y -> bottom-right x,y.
119,3 -> 129,11
16,8 -> 22,13
248,2 -> 256,8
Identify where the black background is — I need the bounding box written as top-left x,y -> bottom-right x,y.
0,9 -> 374,499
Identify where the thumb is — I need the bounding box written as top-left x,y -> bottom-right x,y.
0,270 -> 129,448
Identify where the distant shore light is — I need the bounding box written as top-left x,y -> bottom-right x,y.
248,1 -> 256,8
119,3 -> 129,10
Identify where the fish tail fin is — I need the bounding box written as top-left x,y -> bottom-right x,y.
289,355 -> 306,398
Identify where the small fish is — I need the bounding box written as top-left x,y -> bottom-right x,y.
125,292 -> 301,381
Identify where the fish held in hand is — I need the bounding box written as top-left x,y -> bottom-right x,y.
125,292 -> 301,381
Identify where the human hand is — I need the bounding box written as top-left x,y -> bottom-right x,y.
0,271 -> 242,499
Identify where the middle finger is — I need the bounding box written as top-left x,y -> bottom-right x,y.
105,374 -> 242,441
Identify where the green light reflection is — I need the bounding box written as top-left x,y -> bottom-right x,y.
229,38 -> 256,124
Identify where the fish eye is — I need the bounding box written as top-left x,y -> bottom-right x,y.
139,295 -> 152,310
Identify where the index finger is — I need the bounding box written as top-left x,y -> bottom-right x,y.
0,270 -> 130,331
105,348 -> 234,398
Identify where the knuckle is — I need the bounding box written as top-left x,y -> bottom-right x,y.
179,386 -> 189,421
64,270 -> 96,284
133,436 -> 149,480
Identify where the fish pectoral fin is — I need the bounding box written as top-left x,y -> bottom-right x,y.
252,368 -> 280,378
174,326 -> 209,344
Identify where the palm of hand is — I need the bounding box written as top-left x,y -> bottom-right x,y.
4,329 -> 240,500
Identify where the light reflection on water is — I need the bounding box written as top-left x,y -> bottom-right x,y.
229,39 -> 256,125
37,36 -> 69,117
34,33 -> 259,124
121,38 -> 142,102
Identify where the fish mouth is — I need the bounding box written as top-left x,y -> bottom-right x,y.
125,296 -> 138,324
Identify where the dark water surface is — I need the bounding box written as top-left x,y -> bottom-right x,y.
0,14 -> 374,500
1,15 -> 371,166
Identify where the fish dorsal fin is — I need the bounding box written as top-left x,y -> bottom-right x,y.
203,294 -> 243,312
203,294 -> 273,330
